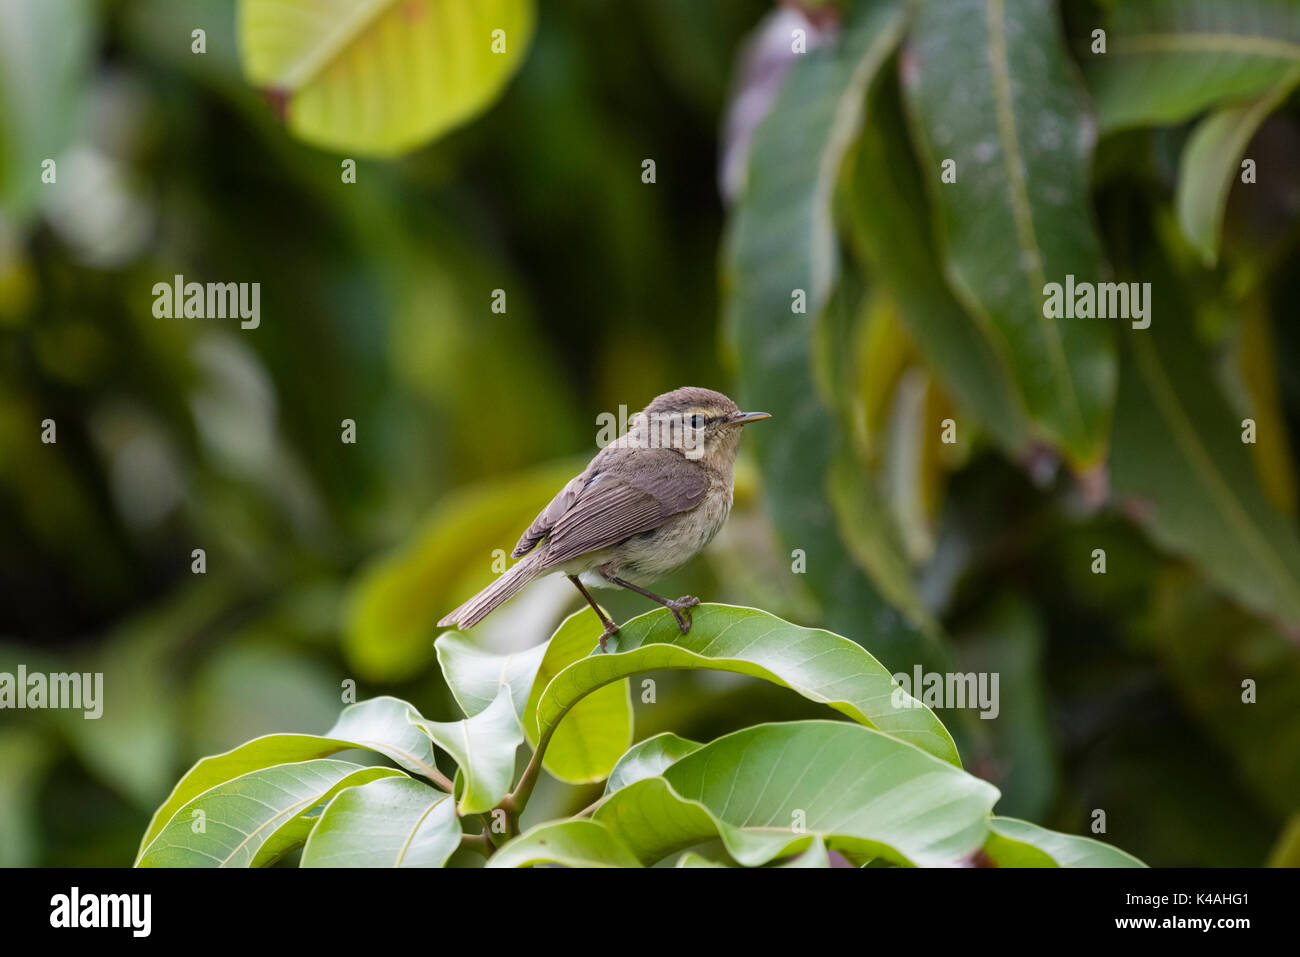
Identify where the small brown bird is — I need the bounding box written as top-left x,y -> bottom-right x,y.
438,387 -> 770,650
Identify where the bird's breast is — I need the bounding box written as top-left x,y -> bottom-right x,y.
613,482 -> 733,580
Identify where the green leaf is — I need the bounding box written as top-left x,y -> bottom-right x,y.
722,0 -> 927,662
521,609 -> 633,785
815,282 -> 943,623
407,685 -> 522,814
675,839 -> 833,868
435,631 -> 548,722
902,0 -> 1115,467
829,448 -> 941,638
535,604 -> 961,767
486,819 -> 642,868
137,760 -> 401,867
595,721 -> 998,867
985,817 -> 1147,868
602,732 -> 701,799
237,0 -> 535,156
676,851 -> 730,868
775,835 -> 832,868
136,695 -> 439,860
1175,69 -> 1300,266
1111,320 -> 1300,628
323,696 -> 444,778
847,73 -> 1031,457
1088,0 -> 1300,133
344,460 -> 581,682
301,776 -> 459,867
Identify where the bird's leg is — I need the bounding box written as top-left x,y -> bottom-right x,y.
607,575 -> 699,635
567,575 -> 620,652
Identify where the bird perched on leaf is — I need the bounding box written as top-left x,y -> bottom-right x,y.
438,387 -> 770,651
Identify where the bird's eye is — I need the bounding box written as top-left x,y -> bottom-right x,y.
689,413 -> 707,429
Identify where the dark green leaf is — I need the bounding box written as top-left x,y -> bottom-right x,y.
902,0 -> 1115,466
1088,0 -> 1300,133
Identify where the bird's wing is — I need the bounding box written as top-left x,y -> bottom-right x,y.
516,449 -> 709,567
512,471 -> 589,558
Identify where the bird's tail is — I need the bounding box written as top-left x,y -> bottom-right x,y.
438,552 -> 544,630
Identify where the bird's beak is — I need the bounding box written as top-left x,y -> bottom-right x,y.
728,411 -> 772,426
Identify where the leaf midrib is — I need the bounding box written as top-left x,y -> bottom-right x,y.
394,793 -> 450,867
220,771 -> 342,866
275,0 -> 395,90
985,0 -> 1083,439
1131,332 -> 1300,620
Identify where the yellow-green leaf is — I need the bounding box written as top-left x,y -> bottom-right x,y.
238,0 -> 535,156
522,609 -> 633,785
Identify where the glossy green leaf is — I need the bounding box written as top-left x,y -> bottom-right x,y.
1112,321 -> 1300,628
486,819 -> 642,868
847,74 -> 1031,457
407,685 -> 522,814
136,695 -> 439,859
521,609 -> 633,785
596,721 -> 998,867
301,776 -> 459,867
1176,69 -> 1300,266
535,604 -> 960,766
985,817 -> 1147,868
436,631 -> 548,721
676,851 -> 729,868
324,695 -> 445,777
722,0 -> 927,661
602,732 -> 701,799
344,460 -> 580,682
674,838 -> 830,867
137,760 -> 400,867
238,0 -> 535,156
902,0 -> 1114,467
1088,0 -> 1300,133
776,835 -> 832,868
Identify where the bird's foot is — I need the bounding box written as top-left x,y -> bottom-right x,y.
666,595 -> 700,634
599,621 -> 620,653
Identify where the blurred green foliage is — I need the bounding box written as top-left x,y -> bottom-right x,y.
2,0 -> 1299,867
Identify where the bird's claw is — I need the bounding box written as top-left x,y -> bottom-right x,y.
599,622 -> 620,653
667,595 -> 700,634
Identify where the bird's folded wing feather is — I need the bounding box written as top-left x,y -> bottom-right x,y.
512,471 -> 588,558
513,449 -> 708,566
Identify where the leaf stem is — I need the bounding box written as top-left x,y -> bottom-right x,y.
427,765 -> 456,794
503,725 -> 554,817
460,828 -> 494,859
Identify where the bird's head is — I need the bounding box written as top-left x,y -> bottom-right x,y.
626,387 -> 770,467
